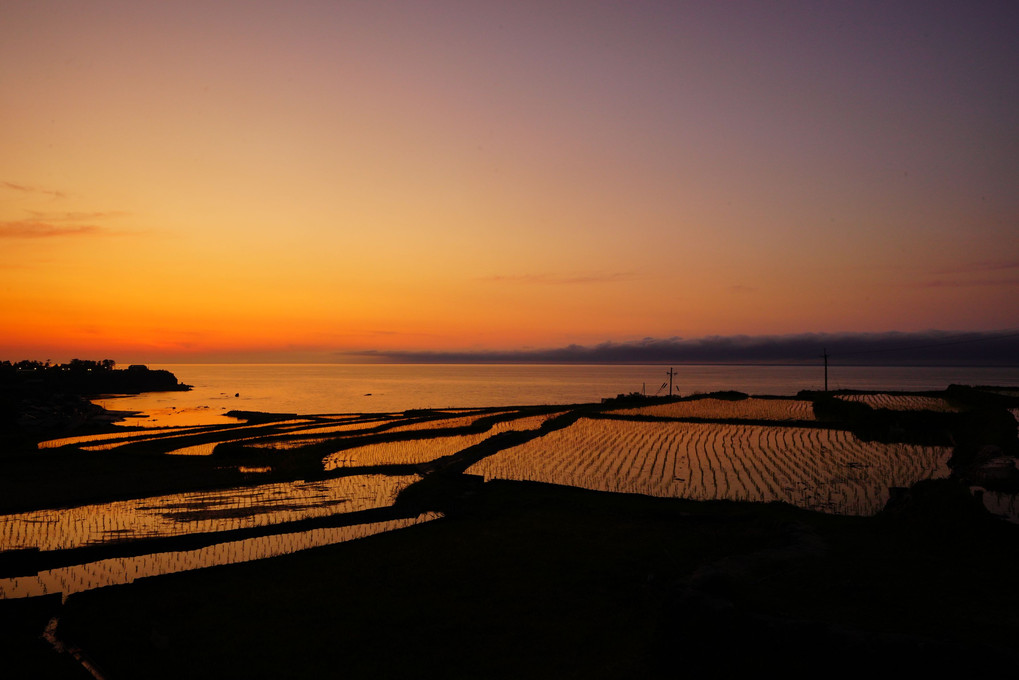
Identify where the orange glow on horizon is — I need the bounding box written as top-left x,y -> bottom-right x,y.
2,3 -> 1016,363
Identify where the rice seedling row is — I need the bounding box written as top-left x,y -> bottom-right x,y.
168,418 -> 393,455
467,419 -> 951,515
0,474 -> 418,552
38,424 -> 223,449
835,394 -> 960,412
78,419 -> 317,452
0,512 -> 440,601
380,410 -> 519,434
321,413 -> 557,471
609,397 -> 816,421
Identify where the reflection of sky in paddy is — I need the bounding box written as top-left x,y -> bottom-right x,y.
166,418 -> 386,455
0,513 -> 440,601
38,418 -> 321,452
0,474 -> 420,551
322,413 -> 557,471
38,424 -> 218,449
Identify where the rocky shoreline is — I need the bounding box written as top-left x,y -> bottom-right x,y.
0,362 -> 189,449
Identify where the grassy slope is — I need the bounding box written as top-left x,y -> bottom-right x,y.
54,479 -> 1019,679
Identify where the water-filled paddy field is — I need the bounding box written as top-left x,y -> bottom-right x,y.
466,419 -> 950,514
3,391 -> 1017,601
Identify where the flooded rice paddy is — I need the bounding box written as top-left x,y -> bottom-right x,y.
0,475 -> 419,552
0,513 -> 439,601
4,395 -> 1017,599
466,419 -> 951,515
608,397 -> 816,421
834,394 -> 962,412
322,413 -> 560,470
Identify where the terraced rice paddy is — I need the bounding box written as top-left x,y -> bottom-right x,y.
251,412 -> 521,455
37,425 -> 217,449
38,420 -> 318,453
467,418 -> 952,515
609,397 -> 815,421
0,474 -> 418,551
382,411 -> 518,433
161,418 -> 385,455
10,392 -> 1012,604
36,409 -> 557,460
239,417 -> 398,451
0,513 -> 439,601
322,413 -> 558,470
835,394 -> 961,412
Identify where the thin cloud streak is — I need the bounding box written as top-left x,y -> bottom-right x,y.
916,278 -> 1019,289
355,330 -> 1019,366
910,260 -> 1019,288
934,260 -> 1019,276
480,272 -> 639,285
321,330 -> 442,340
0,221 -> 104,238
27,210 -> 129,221
1,181 -> 66,199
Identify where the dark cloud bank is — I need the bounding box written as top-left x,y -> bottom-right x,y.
356,331 -> 1019,366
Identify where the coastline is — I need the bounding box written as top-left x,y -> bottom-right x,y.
96,363 -> 1019,420
1,363 -> 191,449
4,384 -> 1017,515
1,383 -> 1017,675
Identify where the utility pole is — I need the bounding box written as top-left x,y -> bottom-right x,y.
666,367 -> 677,398
821,348 -> 829,392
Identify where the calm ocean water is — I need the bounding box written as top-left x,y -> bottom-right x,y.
97,364 -> 1019,426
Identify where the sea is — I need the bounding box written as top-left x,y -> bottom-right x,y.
96,363 -> 1019,426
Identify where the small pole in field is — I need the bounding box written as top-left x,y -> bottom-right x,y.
666,367 -> 677,397
821,348 -> 829,392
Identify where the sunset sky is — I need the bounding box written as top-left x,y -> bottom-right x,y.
2,1 -> 1016,363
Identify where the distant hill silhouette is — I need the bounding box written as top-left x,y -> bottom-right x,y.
0,359 -> 189,395
353,330 -> 1019,365
0,360 -> 190,440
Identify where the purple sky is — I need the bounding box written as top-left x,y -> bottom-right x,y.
1,1 -> 1017,362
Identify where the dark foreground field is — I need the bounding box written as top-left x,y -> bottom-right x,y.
9,477 -> 1015,678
